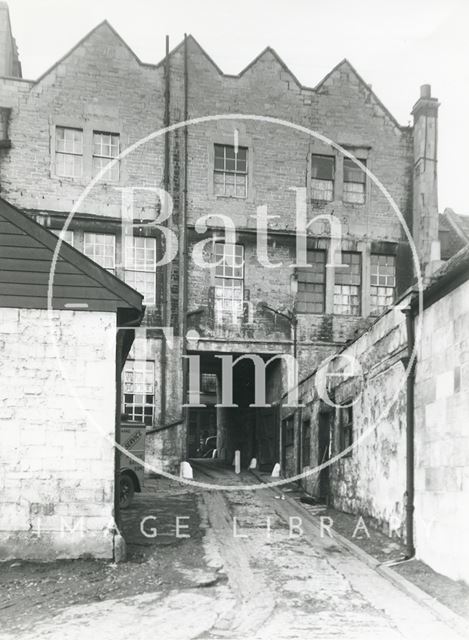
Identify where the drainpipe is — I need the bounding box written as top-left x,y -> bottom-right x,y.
182,33 -> 189,455
160,34 -> 170,427
403,306 -> 416,558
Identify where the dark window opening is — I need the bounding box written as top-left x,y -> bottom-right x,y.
311,154 -> 334,201
338,405 -> 353,455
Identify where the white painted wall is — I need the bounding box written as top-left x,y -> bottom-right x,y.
0,308 -> 117,560
415,279 -> 469,583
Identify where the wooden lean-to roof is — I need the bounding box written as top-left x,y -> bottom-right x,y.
0,196 -> 143,316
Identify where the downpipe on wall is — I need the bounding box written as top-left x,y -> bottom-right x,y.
402,304 -> 416,560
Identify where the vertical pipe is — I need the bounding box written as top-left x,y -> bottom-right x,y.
113,328 -> 124,547
182,34 -> 190,456
404,307 -> 416,558
160,34 -> 170,427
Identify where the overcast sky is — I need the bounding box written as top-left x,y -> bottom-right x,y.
8,0 -> 469,214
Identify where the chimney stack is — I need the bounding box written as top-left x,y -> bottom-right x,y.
411,84 -> 441,279
0,3 -> 22,78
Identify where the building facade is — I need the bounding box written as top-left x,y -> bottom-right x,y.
0,196 -> 143,560
274,244 -> 469,585
0,6 -> 441,471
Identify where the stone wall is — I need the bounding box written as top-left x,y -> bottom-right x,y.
0,308 -> 117,560
414,278 -> 469,583
282,302 -> 409,536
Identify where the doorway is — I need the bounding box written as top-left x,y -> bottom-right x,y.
317,411 -> 331,502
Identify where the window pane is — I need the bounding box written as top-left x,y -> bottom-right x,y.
297,250 -> 326,314
370,254 -> 396,314
92,131 -> 120,182
311,155 -> 334,180
56,127 -> 83,154
122,359 -> 155,426
124,270 -> 156,304
213,144 -> 248,197
311,178 -> 333,201
334,252 -> 361,315
344,158 -> 366,184
125,236 -> 156,271
343,181 -> 365,204
83,233 -> 116,271
213,243 -> 244,324
51,229 -> 74,246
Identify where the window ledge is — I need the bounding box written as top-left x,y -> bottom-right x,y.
215,195 -> 248,200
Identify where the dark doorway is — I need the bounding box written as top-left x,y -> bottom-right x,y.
318,411 -> 331,502
257,407 -> 278,470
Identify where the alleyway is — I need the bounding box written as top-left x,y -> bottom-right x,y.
2,462 -> 468,640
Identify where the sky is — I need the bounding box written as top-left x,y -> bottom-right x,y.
7,0 -> 469,214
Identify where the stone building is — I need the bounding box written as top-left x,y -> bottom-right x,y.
0,4 -> 441,471
0,196 -> 143,560
274,241 -> 469,585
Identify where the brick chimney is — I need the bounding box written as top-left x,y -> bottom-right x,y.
0,2 -> 21,78
412,84 -> 441,278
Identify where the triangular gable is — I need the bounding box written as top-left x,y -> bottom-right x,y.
230,46 -> 303,88
26,22 -> 403,129
0,196 -> 143,313
34,20 -> 154,86
315,58 -> 401,129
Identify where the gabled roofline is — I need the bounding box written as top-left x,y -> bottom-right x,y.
0,196 -> 143,312
315,58 -> 402,129
34,20 -> 158,85
443,207 -> 469,244
24,21 -> 405,128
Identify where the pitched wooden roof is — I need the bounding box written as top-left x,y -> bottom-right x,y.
0,196 -> 144,314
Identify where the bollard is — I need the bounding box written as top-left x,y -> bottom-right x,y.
180,461 -> 193,479
271,463 -> 281,478
234,450 -> 241,474
249,457 -> 257,469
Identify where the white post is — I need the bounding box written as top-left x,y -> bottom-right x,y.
234,450 -> 241,474
271,463 -> 281,478
180,461 -> 193,479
